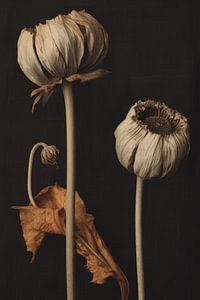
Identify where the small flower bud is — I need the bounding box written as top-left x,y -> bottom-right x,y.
41,145 -> 60,167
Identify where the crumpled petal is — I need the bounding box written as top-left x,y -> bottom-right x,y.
17,29 -> 50,86
161,134 -> 179,177
69,10 -> 108,70
161,130 -> 190,177
114,103 -> 148,172
46,15 -> 84,76
12,184 -> 129,300
35,22 -> 66,78
134,132 -> 163,179
115,118 -> 147,172
56,14 -> 85,73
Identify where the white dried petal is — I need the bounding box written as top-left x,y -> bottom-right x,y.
46,16 -> 83,76
57,15 -> 85,73
17,29 -> 49,86
35,22 -> 66,78
69,10 -> 108,69
41,145 -> 59,166
133,132 -> 163,179
161,134 -> 179,177
115,118 -> 147,171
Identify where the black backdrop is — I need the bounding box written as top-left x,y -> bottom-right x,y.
0,0 -> 200,299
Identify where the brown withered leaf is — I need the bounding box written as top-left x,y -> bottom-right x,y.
12,184 -> 129,300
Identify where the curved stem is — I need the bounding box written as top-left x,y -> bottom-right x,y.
135,176 -> 145,300
62,80 -> 75,300
27,142 -> 46,208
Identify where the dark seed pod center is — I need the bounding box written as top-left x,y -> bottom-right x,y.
143,116 -> 173,135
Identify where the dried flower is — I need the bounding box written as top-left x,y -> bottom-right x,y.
17,10 -> 110,299
41,144 -> 59,166
114,100 -> 190,179
17,10 -> 109,111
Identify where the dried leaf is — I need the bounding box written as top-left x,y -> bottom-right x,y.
12,184 -> 129,300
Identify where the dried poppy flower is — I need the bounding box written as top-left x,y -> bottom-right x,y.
115,100 -> 190,179
114,99 -> 190,300
17,9 -> 109,110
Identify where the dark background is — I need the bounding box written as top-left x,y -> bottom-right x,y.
0,0 -> 200,299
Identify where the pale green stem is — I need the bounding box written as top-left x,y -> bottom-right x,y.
27,142 -> 47,208
135,176 -> 145,300
62,80 -> 75,300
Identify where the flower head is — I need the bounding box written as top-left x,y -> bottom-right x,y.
17,10 -> 109,110
114,100 -> 190,179
41,144 -> 59,167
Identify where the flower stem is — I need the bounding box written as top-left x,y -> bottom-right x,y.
27,142 -> 46,208
62,80 -> 75,300
135,176 -> 145,300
